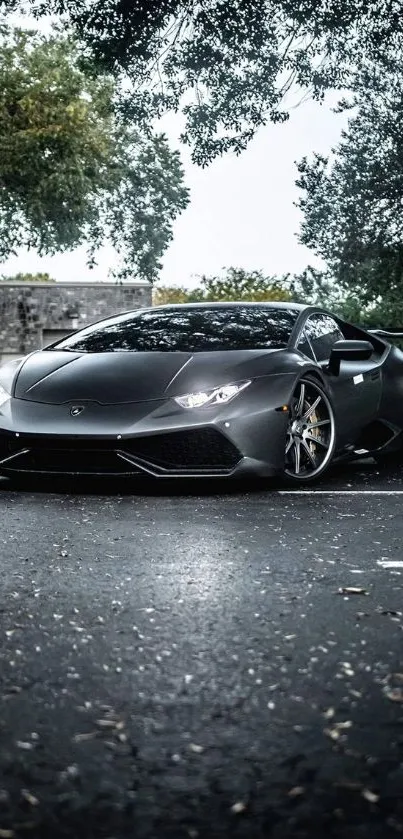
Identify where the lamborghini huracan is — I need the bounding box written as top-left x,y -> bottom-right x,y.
0,301 -> 402,484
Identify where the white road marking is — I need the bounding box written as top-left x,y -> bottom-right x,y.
377,560 -> 403,569
278,490 -> 403,495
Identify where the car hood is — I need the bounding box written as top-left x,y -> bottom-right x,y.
11,348 -> 291,405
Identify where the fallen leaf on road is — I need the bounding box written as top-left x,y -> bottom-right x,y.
60,764 -> 80,781
340,663 -> 355,677
73,732 -> 97,742
230,802 -> 247,814
21,789 -> 39,806
95,719 -> 122,730
288,786 -> 305,797
383,673 -> 403,703
384,687 -> 403,703
362,789 -> 379,803
338,587 -> 369,596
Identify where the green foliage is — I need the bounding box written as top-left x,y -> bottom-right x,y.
0,25 -> 189,281
0,271 -> 55,282
190,268 -> 294,302
291,266 -> 378,326
153,268 -> 294,304
152,285 -> 193,305
296,63 -> 403,327
2,1 -> 402,163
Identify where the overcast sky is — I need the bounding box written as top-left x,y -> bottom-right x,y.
3,16 -> 348,287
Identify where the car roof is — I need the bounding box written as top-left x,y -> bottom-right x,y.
152,301 -> 309,312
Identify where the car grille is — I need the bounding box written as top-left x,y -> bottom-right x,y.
0,428 -> 241,476
123,428 -> 241,469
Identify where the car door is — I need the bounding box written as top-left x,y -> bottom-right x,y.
299,314 -> 382,446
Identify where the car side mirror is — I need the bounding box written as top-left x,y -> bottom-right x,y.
328,340 -> 373,376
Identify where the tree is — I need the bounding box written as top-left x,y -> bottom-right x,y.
152,285 -> 192,305
291,266 -> 378,326
295,63 -> 403,326
0,25 -> 189,281
153,268 -> 294,304
1,1 -> 402,164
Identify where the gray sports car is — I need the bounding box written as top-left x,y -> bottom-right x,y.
0,301 -> 402,484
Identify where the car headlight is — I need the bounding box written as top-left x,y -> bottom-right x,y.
0,383 -> 10,408
174,380 -> 251,409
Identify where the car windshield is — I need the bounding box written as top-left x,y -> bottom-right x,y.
48,306 -> 299,353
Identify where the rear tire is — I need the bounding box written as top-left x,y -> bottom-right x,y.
283,377 -> 336,484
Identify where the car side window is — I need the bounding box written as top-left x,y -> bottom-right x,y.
304,314 -> 345,362
296,330 -> 315,360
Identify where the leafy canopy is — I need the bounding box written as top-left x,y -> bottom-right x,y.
0,25 -> 189,281
1,0 -> 402,163
153,267 -> 294,304
296,60 -> 403,325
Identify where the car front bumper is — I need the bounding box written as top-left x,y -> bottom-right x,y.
0,379 -> 292,479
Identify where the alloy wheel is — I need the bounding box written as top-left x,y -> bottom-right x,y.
284,378 -> 336,481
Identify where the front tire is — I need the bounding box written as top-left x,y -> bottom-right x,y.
283,377 -> 336,483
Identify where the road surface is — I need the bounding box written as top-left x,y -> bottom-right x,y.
0,459 -> 403,838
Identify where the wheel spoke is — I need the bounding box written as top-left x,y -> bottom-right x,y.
302,395 -> 321,421
285,436 -> 293,454
301,438 -> 317,466
304,433 -> 329,449
307,419 -> 330,430
294,438 -> 301,474
296,383 -> 305,417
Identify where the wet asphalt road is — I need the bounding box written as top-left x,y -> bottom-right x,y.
1,460 -> 403,838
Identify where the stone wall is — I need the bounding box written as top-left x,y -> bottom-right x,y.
0,282 -> 151,362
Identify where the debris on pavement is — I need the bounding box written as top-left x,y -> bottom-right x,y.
324,720 -> 353,740
72,731 -> 98,743
189,743 -> 204,754
383,673 -> 403,702
21,789 -> 39,807
362,789 -> 380,804
230,802 -> 247,814
287,786 -> 305,797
